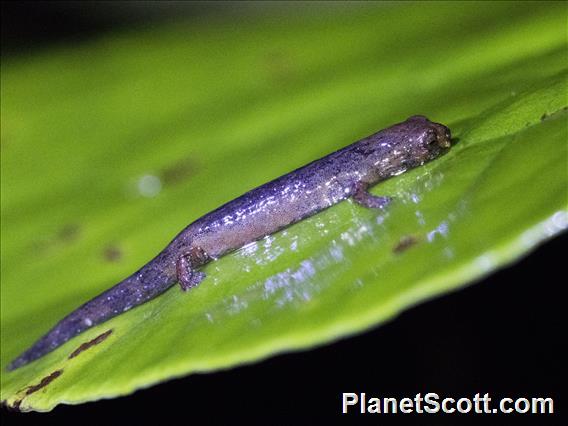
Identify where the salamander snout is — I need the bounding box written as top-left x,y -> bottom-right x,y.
405,115 -> 451,151
432,123 -> 452,149
400,116 -> 452,166
417,123 -> 451,164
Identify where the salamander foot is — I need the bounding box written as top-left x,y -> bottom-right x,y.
176,246 -> 210,291
352,181 -> 392,209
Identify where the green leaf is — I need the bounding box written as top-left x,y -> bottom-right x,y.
1,2 -> 567,411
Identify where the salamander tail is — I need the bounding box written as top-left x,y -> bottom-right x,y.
7,262 -> 176,371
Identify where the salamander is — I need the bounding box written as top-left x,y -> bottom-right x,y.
8,115 -> 451,370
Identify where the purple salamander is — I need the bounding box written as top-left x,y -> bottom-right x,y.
8,115 -> 451,370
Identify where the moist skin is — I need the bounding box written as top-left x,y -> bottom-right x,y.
8,115 -> 451,370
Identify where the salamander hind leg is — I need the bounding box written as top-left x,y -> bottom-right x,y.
176,246 -> 211,291
352,181 -> 392,209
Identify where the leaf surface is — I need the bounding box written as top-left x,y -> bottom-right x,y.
1,2 -> 566,411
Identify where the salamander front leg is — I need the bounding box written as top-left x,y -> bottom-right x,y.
176,246 -> 210,291
352,181 -> 392,209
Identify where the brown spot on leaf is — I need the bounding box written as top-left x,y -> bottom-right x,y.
58,224 -> 81,242
103,245 -> 123,262
31,223 -> 82,254
24,369 -> 63,396
263,50 -> 296,84
393,235 -> 420,254
68,329 -> 113,359
2,398 -> 22,412
161,157 -> 197,185
30,239 -> 50,254
541,106 -> 568,122
7,369 -> 64,410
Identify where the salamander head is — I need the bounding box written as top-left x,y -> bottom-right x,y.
401,115 -> 452,166
362,115 -> 452,179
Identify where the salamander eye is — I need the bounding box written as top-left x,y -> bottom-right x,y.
424,130 -> 438,147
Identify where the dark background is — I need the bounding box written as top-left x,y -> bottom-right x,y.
1,2 -> 566,425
